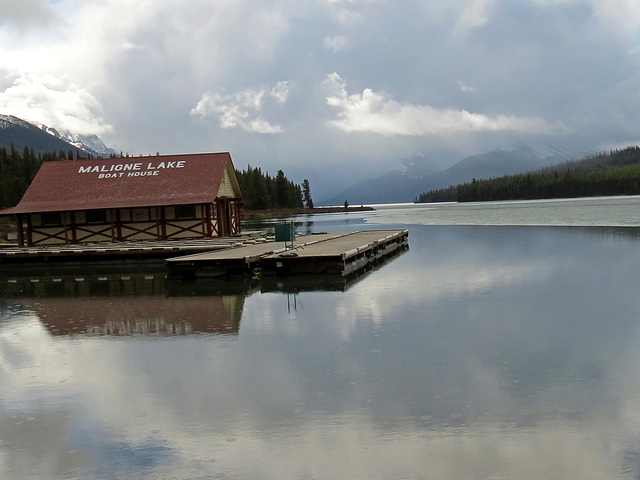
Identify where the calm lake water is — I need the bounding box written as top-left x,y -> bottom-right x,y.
3,196 -> 640,479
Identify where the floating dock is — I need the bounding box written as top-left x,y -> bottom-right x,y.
0,229 -> 409,279
166,229 -> 409,278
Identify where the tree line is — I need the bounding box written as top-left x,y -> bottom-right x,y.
0,146 -> 59,210
235,165 -> 313,210
0,147 -> 313,212
416,146 -> 640,203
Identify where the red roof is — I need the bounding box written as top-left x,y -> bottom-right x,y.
0,152 -> 241,215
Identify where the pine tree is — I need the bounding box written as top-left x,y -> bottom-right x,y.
302,179 -> 314,208
274,170 -> 289,208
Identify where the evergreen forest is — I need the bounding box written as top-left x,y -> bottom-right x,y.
235,165 -> 313,210
0,146 -> 66,210
416,146 -> 640,203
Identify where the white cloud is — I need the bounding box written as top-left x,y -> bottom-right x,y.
451,0 -> 495,39
324,73 -> 557,136
458,80 -> 478,93
0,0 -> 293,139
270,81 -> 290,104
324,34 -> 349,52
0,74 -> 113,135
333,9 -> 363,26
191,82 -> 290,134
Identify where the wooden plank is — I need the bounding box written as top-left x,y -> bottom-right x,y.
166,232 -> 346,262
265,230 -> 405,259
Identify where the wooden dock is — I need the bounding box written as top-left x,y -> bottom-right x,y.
166,229 -> 409,278
0,236 -> 260,265
0,229 -> 409,279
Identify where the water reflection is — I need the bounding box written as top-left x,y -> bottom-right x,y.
27,296 -> 243,336
0,272 -> 243,336
3,223 -> 640,479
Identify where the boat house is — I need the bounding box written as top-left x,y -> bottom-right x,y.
0,152 -> 243,246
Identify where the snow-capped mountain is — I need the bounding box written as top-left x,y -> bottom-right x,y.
0,114 -> 117,157
39,124 -> 117,157
0,114 -> 35,131
0,114 -> 118,158
0,114 -> 82,155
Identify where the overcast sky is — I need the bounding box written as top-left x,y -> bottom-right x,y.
2,0 -> 640,197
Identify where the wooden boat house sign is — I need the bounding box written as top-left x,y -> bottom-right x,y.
0,152 -> 244,246
78,159 -> 187,178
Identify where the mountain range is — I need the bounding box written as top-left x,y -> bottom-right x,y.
318,143 -> 596,206
0,114 -> 116,157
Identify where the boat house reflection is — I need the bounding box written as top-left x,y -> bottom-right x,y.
28,295 -> 244,336
0,245 -> 407,337
3,272 -> 247,336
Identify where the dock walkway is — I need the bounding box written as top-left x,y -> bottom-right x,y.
166,229 -> 409,277
0,236 -> 259,264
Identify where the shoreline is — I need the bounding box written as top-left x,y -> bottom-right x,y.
241,205 -> 374,220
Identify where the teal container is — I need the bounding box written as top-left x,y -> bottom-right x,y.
274,223 -> 295,242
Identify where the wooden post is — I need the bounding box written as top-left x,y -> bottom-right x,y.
234,202 -> 241,234
205,204 -> 213,237
157,207 -> 165,240
63,212 -> 69,243
217,199 -> 228,237
115,209 -> 122,241
109,209 -> 115,242
70,211 -> 77,244
26,214 -> 33,246
16,214 -> 24,247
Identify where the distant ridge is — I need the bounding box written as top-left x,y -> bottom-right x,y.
0,114 -> 115,157
319,143 -> 592,206
417,145 -> 640,203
